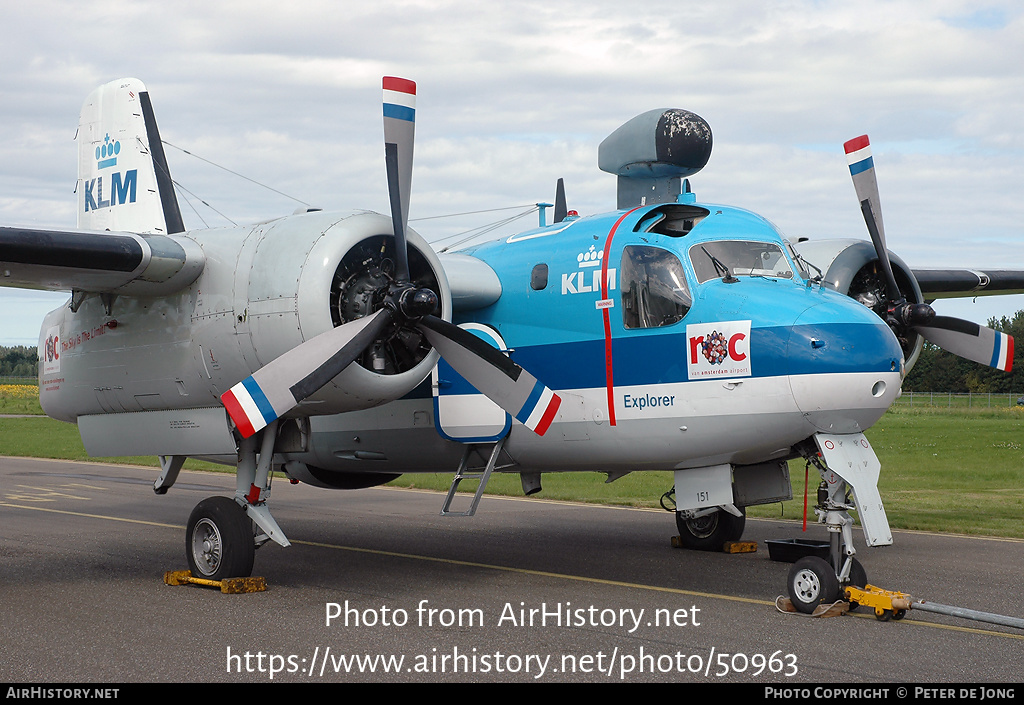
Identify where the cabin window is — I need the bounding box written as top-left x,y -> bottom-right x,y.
531,263 -> 548,290
688,240 -> 794,284
620,246 -> 692,329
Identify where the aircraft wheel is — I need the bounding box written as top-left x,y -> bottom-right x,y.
787,556 -> 840,614
675,508 -> 745,551
186,496 -> 255,580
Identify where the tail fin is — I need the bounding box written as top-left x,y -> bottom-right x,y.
77,78 -> 184,234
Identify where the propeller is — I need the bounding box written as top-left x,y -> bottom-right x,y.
844,135 -> 1013,372
222,78 -> 562,439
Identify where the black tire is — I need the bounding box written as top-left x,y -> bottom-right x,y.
186,496 -> 255,580
788,556 -> 840,614
843,557 -> 868,611
675,508 -> 746,551
845,557 -> 868,588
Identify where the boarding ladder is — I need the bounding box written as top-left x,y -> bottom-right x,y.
440,437 -> 512,517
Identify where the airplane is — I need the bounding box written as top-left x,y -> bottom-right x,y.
2,77 -> 1021,614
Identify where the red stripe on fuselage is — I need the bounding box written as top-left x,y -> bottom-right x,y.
600,207 -> 642,427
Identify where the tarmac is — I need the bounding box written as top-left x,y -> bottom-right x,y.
2,455 -> 1022,683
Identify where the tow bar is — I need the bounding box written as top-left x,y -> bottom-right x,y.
846,585 -> 1024,630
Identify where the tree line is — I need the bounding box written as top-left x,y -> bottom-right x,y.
0,345 -> 38,377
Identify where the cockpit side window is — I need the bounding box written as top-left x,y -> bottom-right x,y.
621,245 -> 692,329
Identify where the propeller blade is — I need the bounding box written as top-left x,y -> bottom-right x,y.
221,309 -> 394,438
845,135 -> 901,302
915,316 -> 1014,372
554,177 -> 567,223
383,76 -> 416,282
416,315 -> 562,435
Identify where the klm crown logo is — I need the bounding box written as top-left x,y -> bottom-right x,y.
577,245 -> 603,268
95,134 -> 120,170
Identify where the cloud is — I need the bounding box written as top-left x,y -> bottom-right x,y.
2,0 -> 1024,345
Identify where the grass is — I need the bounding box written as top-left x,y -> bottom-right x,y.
0,384 -> 45,415
0,385 -> 225,471
3,383 -> 1024,538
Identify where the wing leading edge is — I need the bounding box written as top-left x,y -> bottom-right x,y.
913,269 -> 1024,300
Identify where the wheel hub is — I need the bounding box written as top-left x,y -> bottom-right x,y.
192,518 -> 223,575
792,567 -> 822,602
685,513 -> 719,539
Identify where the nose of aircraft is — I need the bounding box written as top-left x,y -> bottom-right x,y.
786,293 -> 904,434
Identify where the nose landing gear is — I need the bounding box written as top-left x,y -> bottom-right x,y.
786,434 -> 883,614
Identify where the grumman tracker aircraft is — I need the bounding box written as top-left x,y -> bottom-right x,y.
2,78 -> 1020,612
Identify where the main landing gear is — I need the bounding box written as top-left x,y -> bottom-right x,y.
186,496 -> 255,580
156,420 -> 288,580
674,507 -> 746,551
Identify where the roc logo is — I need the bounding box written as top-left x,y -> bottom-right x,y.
42,325 -> 60,375
562,246 -> 615,296
700,330 -> 731,365
686,320 -> 751,379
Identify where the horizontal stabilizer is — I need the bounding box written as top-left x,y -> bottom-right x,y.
0,227 -> 203,295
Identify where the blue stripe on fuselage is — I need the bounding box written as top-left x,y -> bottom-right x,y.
504,322 -> 901,390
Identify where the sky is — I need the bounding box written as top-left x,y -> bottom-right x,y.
2,0 -> 1023,346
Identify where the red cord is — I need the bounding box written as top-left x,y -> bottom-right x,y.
802,462 -> 809,532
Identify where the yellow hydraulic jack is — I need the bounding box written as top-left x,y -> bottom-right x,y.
845,584 -> 1024,630
164,570 -> 267,594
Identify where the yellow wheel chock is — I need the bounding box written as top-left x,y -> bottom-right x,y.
164,570 -> 267,594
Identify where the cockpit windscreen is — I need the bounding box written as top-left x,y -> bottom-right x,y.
688,240 -> 794,284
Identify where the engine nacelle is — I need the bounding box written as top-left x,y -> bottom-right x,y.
791,238 -> 924,370
43,210 -> 452,430
191,209 -> 452,416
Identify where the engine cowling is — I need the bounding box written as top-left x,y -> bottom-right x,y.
191,209 -> 452,415
791,238 -> 925,371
